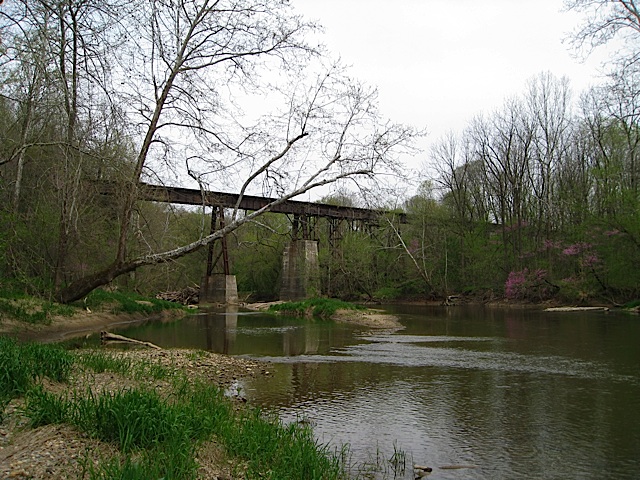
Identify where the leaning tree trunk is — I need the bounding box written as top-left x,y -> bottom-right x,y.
55,262 -> 135,304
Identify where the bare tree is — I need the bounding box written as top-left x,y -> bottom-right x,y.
524,72 -> 574,242
565,0 -> 640,77
565,0 -> 640,49
1,0 -> 128,289
51,0 -> 418,303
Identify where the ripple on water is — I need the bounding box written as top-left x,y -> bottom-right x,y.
256,333 -> 636,384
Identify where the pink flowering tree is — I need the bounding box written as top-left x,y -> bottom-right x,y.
505,268 -> 556,301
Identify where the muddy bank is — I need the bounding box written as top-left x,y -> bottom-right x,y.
0,309 -> 188,343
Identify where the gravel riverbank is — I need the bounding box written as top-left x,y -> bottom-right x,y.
0,347 -> 269,479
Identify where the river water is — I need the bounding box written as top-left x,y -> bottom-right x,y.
115,304 -> 640,479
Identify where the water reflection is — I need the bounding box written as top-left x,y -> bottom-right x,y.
116,307 -> 360,357
114,305 -> 640,479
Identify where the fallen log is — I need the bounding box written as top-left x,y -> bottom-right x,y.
544,306 -> 609,312
100,331 -> 162,350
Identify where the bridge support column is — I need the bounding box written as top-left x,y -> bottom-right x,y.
200,274 -> 238,304
280,240 -> 320,301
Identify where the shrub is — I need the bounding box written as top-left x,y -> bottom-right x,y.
505,268 -> 556,301
82,289 -> 185,314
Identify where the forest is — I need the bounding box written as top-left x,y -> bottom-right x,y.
1,0 -> 639,305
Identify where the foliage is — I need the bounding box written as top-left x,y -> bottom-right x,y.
373,287 -> 403,301
126,205 -> 210,296
1,0 -> 640,305
269,298 -> 364,318
504,268 -> 557,302
81,289 -> 185,314
0,0 -> 417,304
233,213 -> 288,301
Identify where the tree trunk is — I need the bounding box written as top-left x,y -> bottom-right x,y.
55,262 -> 134,303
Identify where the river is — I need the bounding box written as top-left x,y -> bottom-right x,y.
115,304 -> 640,479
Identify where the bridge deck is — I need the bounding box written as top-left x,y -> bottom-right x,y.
106,182 -> 406,223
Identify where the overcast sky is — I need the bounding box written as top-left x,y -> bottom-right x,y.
292,0 -> 611,175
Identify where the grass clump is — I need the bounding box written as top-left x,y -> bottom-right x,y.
226,408 -> 345,479
0,337 -> 74,418
24,387 -> 201,479
0,288 -> 76,324
77,350 -> 173,381
622,299 -> 640,309
81,289 -> 186,314
20,368 -> 349,479
76,351 -> 134,376
269,297 -> 365,318
74,388 -> 187,452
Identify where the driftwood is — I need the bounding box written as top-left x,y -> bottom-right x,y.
156,286 -> 199,305
442,295 -> 460,306
100,331 -> 162,349
544,306 -> 609,312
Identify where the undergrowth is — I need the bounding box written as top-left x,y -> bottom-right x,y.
0,287 -> 76,324
269,297 -> 365,318
0,286 -> 183,326
81,289 -> 185,314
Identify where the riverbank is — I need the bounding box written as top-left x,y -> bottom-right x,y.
0,308 -> 189,343
0,334 -> 356,480
1,296 -> 403,344
1,297 -> 397,479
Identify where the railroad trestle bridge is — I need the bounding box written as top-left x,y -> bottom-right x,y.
114,183 -> 406,302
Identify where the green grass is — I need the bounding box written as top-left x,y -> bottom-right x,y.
0,288 -> 77,324
21,376 -> 348,479
0,337 -> 74,419
373,287 -> 403,301
81,289 -> 186,314
0,286 -> 185,326
3,343 -> 349,479
76,350 -> 174,381
76,351 -> 134,376
269,297 -> 365,318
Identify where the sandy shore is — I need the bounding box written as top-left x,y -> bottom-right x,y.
244,302 -> 404,330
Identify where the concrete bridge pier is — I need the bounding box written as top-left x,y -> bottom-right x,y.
200,206 -> 238,305
200,274 -> 238,304
280,240 -> 320,301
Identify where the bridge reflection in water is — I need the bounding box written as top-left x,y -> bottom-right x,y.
114,308 -> 355,358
